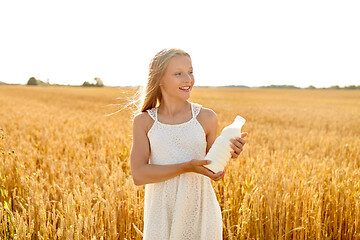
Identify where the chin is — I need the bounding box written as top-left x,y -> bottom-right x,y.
178,89 -> 192,100
183,92 -> 192,100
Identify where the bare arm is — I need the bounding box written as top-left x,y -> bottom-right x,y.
129,113 -> 188,186
130,112 -> 225,186
204,109 -> 218,154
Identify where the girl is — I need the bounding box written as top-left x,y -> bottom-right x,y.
130,48 -> 247,240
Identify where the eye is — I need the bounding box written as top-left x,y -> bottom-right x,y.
175,72 -> 181,76
189,71 -> 193,75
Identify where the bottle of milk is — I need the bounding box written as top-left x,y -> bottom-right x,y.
204,116 -> 246,173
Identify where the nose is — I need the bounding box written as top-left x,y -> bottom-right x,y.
184,73 -> 193,82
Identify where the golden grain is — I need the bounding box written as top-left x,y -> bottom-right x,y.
0,85 -> 359,239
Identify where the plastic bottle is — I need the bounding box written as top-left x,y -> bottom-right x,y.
204,116 -> 246,173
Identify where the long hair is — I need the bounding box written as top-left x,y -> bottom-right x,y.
105,48 -> 191,117
139,48 -> 191,112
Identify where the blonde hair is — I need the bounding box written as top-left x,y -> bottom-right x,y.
139,48 -> 191,112
105,48 -> 191,117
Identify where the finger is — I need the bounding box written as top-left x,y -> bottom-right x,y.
211,172 -> 221,181
210,170 -> 223,178
230,143 -> 242,153
234,137 -> 246,146
213,175 -> 221,181
231,151 -> 239,158
219,171 -> 226,180
201,165 -> 216,175
236,143 -> 244,152
229,142 -> 236,151
230,138 -> 244,149
203,160 -> 212,165
195,159 -> 211,166
241,132 -> 248,138
214,171 -> 225,181
215,170 -> 224,176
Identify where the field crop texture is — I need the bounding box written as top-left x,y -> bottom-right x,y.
0,85 -> 360,239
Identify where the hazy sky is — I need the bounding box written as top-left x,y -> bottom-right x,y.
1,0 -> 359,87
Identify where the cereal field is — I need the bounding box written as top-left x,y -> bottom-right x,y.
0,85 -> 360,239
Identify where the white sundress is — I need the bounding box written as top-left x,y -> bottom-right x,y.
142,102 -> 223,240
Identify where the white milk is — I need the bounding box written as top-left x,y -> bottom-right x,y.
204,116 -> 246,173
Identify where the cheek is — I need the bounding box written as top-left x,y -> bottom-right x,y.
160,78 -> 179,91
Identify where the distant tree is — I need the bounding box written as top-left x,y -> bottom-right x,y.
330,85 -> 340,90
307,85 -> 316,89
224,85 -> 250,88
38,80 -> 48,86
27,77 -> 38,85
82,77 -> 104,87
82,81 -> 92,87
260,84 -> 300,89
94,77 -> 104,87
344,85 -> 360,89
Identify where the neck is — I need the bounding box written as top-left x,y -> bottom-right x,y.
158,99 -> 190,118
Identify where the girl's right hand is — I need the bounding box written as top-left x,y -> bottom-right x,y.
186,159 -> 225,181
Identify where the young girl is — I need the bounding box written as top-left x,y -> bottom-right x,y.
130,48 -> 247,240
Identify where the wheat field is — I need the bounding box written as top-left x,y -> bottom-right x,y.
0,85 -> 359,239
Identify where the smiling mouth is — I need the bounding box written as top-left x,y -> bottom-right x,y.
179,86 -> 191,91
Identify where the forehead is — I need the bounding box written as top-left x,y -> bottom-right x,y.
166,55 -> 192,70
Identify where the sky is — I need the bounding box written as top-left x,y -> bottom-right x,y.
0,0 -> 359,88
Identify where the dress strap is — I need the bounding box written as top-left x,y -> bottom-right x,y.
146,108 -> 157,121
191,102 -> 202,118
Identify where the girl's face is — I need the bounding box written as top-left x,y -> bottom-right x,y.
159,55 -> 194,101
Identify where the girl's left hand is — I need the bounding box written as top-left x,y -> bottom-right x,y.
230,132 -> 248,158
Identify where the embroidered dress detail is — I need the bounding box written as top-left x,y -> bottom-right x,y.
143,102 -> 223,240
146,107 -> 157,121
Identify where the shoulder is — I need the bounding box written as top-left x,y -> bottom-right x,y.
132,111 -> 154,133
196,106 -> 218,135
198,106 -> 218,123
190,102 -> 217,119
